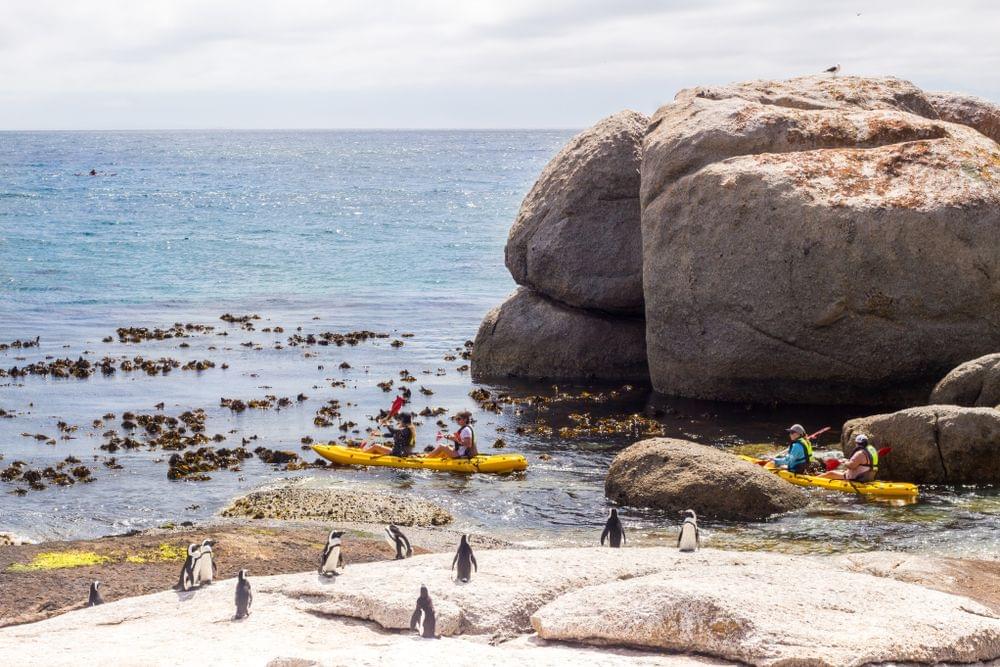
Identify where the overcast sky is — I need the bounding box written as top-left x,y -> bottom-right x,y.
1,0 -> 998,130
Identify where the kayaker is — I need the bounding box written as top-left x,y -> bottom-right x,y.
363,412 -> 416,457
424,411 -> 477,459
772,424 -> 812,474
820,433 -> 878,482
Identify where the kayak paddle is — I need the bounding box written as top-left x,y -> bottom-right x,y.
808,426 -> 831,440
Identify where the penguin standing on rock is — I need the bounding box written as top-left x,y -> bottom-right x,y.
384,524 -> 412,560
319,530 -> 345,576
178,543 -> 201,591
409,585 -> 437,638
234,569 -> 252,620
451,534 -> 477,583
678,509 -> 700,552
600,508 -> 626,548
87,581 -> 104,606
196,539 -> 217,585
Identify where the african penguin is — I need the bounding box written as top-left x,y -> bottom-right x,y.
234,569 -> 252,620
677,509 -> 700,552
451,534 -> 477,583
600,508 -> 626,548
196,539 -> 217,585
384,524 -> 412,560
409,585 -> 437,638
87,581 -> 104,606
178,543 -> 201,591
319,530 -> 345,577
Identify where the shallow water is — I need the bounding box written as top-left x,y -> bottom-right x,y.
1,131 -> 997,559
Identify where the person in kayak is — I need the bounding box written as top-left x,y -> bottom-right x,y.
772,424 -> 812,474
423,411 -> 477,459
820,433 -> 878,482
363,412 -> 416,457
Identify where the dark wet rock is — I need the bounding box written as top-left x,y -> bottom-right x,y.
114,323 -> 214,343
605,438 -> 809,520
0,337 -> 39,351
472,288 -> 648,382
287,330 -> 388,347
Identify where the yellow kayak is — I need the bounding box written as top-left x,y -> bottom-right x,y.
738,455 -> 919,499
312,444 -> 528,474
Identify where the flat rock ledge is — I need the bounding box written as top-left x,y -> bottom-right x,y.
221,481 -> 452,526
1,547 -> 997,666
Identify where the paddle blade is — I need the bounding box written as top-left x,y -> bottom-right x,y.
809,426 -> 832,441
878,446 -> 892,457
824,458 -> 842,471
388,395 -> 405,417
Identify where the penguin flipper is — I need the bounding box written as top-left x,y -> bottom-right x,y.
451,552 -> 458,571
695,526 -> 701,548
338,552 -> 345,569
410,608 -> 422,632
384,527 -> 397,547
401,533 -> 412,557
677,531 -> 682,548
600,526 -> 609,546
470,552 -> 478,572
621,527 -> 626,546
212,558 -> 218,577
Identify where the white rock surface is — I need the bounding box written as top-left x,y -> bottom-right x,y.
531,550 -> 1000,666
1,547 -> 998,666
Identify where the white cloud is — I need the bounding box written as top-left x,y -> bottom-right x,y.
0,0 -> 997,128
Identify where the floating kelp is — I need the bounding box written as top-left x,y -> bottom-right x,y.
286,330 -> 388,347
114,323 -> 215,343
0,337 -> 39,351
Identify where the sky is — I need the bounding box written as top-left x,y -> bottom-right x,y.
1,0 -> 998,130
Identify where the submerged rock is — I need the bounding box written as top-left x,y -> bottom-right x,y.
471,287 -> 647,382
221,482 -> 452,526
604,438 -> 808,520
505,110 -> 647,314
641,75 -> 1000,405
929,353 -> 1000,408
842,405 -> 1000,484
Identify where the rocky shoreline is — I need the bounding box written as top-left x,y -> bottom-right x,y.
0,539 -> 997,665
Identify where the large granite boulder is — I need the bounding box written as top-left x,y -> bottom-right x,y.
531,551 -> 1000,666
604,438 -> 808,520
471,287 -> 648,382
842,405 -> 1000,484
641,76 -> 1000,405
505,110 -> 647,314
929,353 -> 1000,407
927,91 -> 1000,144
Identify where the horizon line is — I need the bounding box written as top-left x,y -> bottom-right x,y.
0,127 -> 584,133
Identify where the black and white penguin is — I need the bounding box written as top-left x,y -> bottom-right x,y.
677,509 -> 700,552
451,534 -> 477,583
234,569 -> 252,620
409,585 -> 437,638
196,539 -> 217,585
319,530 -> 345,577
384,524 -> 412,560
178,543 -> 201,591
87,581 -> 104,606
600,508 -> 626,548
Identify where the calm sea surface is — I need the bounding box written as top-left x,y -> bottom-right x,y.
1,130 -> 996,557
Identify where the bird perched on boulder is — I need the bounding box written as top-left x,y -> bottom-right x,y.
410,585 -> 438,638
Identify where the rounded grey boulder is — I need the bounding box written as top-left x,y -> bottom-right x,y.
604,438 -> 809,520
842,405 -> 1000,484
471,287 -> 648,382
505,110 -> 647,314
929,353 -> 1000,408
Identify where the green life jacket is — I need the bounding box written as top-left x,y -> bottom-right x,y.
862,444 -> 878,469
796,436 -> 814,462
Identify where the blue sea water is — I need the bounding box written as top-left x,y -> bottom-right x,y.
0,130 -> 997,557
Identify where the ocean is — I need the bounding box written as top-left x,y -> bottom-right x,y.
1,130 -> 997,557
